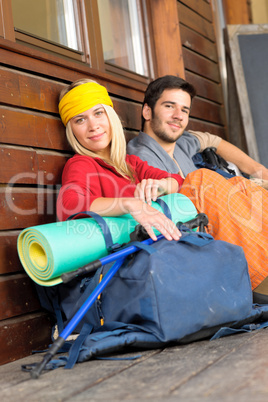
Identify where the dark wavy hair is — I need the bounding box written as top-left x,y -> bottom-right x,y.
141,75 -> 196,130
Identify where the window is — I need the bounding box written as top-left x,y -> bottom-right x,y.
8,0 -> 152,81
11,0 -> 84,60
97,0 -> 149,76
12,0 -> 81,50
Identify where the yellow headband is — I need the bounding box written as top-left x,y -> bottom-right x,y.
58,82 -> 114,126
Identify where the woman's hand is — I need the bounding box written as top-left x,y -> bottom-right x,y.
90,191 -> 181,242
124,198 -> 181,242
134,178 -> 175,206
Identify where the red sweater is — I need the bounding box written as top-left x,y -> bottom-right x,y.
57,154 -> 183,221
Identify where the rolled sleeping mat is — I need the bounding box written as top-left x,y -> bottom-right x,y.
17,193 -> 197,287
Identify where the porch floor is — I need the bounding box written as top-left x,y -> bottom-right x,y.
1,327 -> 268,401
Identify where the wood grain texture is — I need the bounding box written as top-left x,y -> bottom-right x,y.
179,0 -> 213,21
0,67 -> 62,113
1,330 -> 267,399
0,188 -> 57,230
0,231 -> 22,275
222,0 -> 251,25
191,97 -> 225,126
178,2 -> 215,41
0,313 -> 52,366
183,48 -> 220,83
185,71 -> 222,104
149,0 -> 185,78
0,106 -> 69,150
180,25 -> 218,62
187,119 -> 225,138
0,274 -> 40,320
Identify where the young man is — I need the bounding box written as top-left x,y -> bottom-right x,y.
127,75 -> 268,181
127,75 -> 268,296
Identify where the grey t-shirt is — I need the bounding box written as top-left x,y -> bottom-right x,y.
127,131 -> 201,176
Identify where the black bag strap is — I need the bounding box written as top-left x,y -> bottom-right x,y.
67,211 -> 121,253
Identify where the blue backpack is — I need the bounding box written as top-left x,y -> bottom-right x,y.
28,216 -> 268,373
192,147 -> 244,178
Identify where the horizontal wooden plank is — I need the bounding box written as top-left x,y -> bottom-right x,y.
0,99 -> 142,150
0,70 -> 143,125
1,328 -> 268,397
179,0 -> 213,22
0,66 -> 144,121
36,150 -> 70,185
185,71 -> 223,104
63,331 -> 268,400
0,106 -> 69,151
180,25 -> 218,62
0,274 -> 40,320
0,39 -> 146,103
0,145 -> 36,184
183,48 -> 220,83
178,2 -> 215,41
0,66 -> 63,113
0,231 -> 22,275
114,99 -> 142,131
191,97 -> 225,126
188,118 -> 226,139
0,145 -> 69,185
0,188 -> 57,230
0,313 -> 52,365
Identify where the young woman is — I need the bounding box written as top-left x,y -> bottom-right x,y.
57,79 -> 183,242
57,79 -> 268,291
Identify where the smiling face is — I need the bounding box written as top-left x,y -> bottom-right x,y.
143,88 -> 191,145
70,104 -> 112,158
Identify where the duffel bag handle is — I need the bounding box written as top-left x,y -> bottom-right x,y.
178,228 -> 214,247
131,231 -> 214,255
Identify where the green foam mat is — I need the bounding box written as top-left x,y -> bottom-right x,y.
17,194 -> 197,286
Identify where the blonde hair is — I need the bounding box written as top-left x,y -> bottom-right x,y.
59,78 -> 135,181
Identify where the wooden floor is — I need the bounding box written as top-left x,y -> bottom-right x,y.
1,328 -> 268,401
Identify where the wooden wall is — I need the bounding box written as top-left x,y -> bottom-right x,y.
178,0 -> 227,138
0,0 -> 228,365
222,0 -> 252,24
0,40 -> 146,365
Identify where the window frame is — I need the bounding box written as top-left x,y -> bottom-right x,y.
85,0 -> 154,83
0,0 -> 15,41
1,0 -> 185,86
11,0 -> 88,63
3,0 -> 154,84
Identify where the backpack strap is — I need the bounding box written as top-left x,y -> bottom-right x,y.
129,241 -> 157,254
155,197 -> 172,220
51,293 -> 65,335
192,148 -> 236,178
65,322 -> 94,369
67,210 -> 121,252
